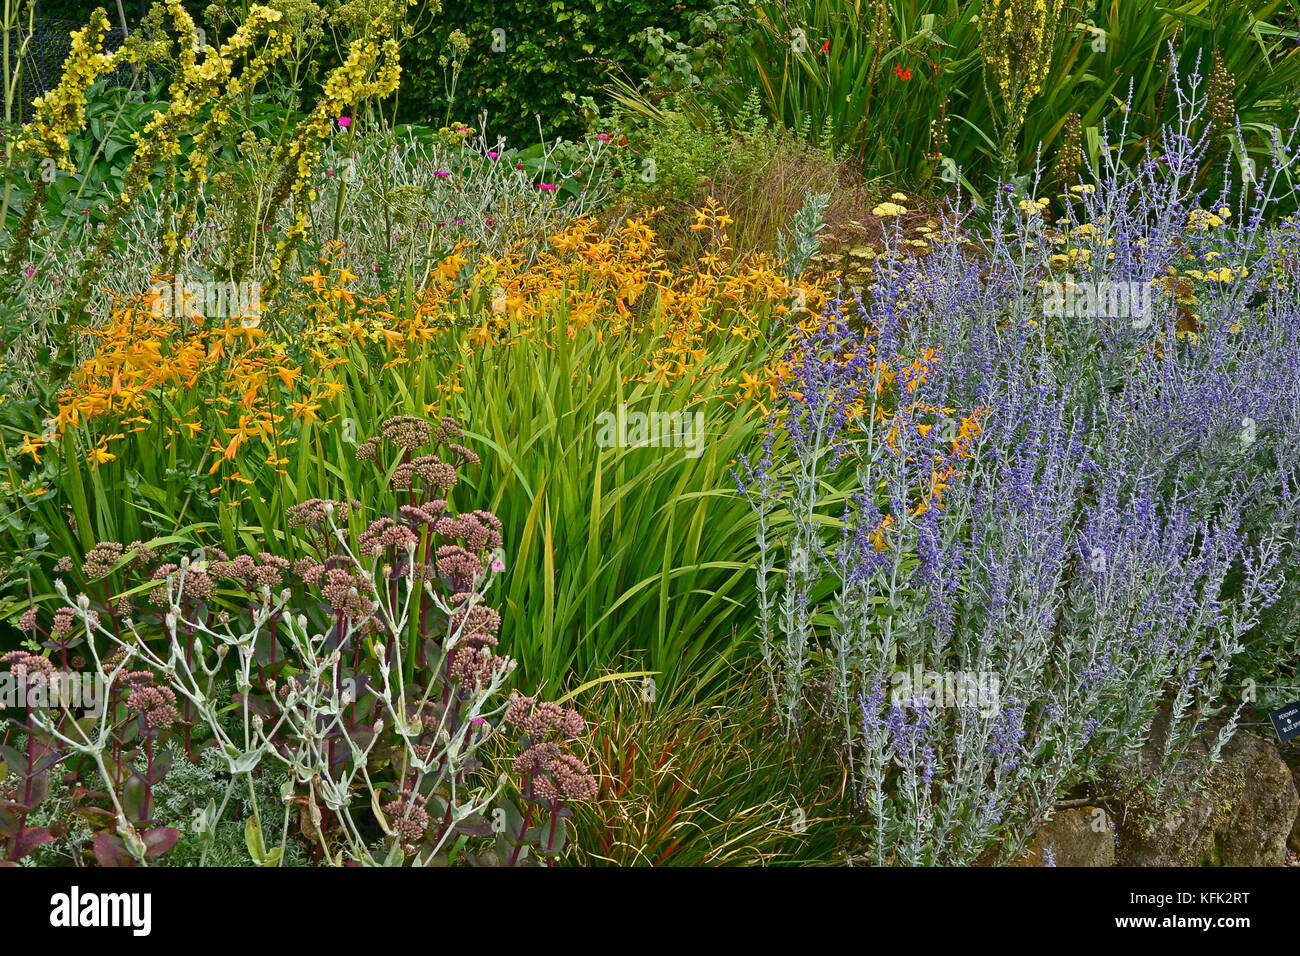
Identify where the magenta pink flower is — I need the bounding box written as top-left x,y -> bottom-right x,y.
337,116 -> 351,129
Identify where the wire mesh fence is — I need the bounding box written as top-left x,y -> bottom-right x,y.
3,18 -> 139,125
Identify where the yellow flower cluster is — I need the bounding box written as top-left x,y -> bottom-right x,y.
12,9 -> 131,171
470,200 -> 824,387
165,5 -> 295,261
1036,194 -> 1258,342
1186,206 -> 1233,232
63,1 -> 290,323
979,0 -> 1065,131
266,5 -> 408,295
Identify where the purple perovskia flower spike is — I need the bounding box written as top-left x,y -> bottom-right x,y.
737,55 -> 1300,864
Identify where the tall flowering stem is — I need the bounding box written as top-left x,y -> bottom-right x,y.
55,2 -> 288,376
737,64 -> 1300,864
259,4 -> 407,303
978,0 -> 1067,179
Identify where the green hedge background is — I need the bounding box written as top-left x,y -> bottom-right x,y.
19,0 -> 709,143
397,0 -> 707,143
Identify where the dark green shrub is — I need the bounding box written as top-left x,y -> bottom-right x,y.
395,0 -> 711,145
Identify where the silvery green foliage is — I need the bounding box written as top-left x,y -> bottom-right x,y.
777,190 -> 831,283
312,122 -> 614,274
16,742 -> 308,867
737,61 -> 1300,865
37,513 -> 517,867
147,747 -> 309,867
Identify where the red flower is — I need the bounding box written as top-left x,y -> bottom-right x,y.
821,39 -> 830,54
893,63 -> 912,81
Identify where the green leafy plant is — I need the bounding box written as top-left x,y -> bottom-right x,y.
8,415 -> 598,865
618,0 -> 1300,204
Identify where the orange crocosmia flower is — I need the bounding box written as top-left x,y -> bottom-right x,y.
289,397 -> 322,423
737,371 -> 764,401
869,514 -> 894,551
210,433 -> 242,462
317,381 -> 345,401
19,435 -> 43,463
53,404 -> 80,432
436,253 -> 469,281
273,366 -> 300,389
86,444 -> 116,469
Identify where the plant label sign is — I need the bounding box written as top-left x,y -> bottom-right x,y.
1268,701 -> 1300,744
